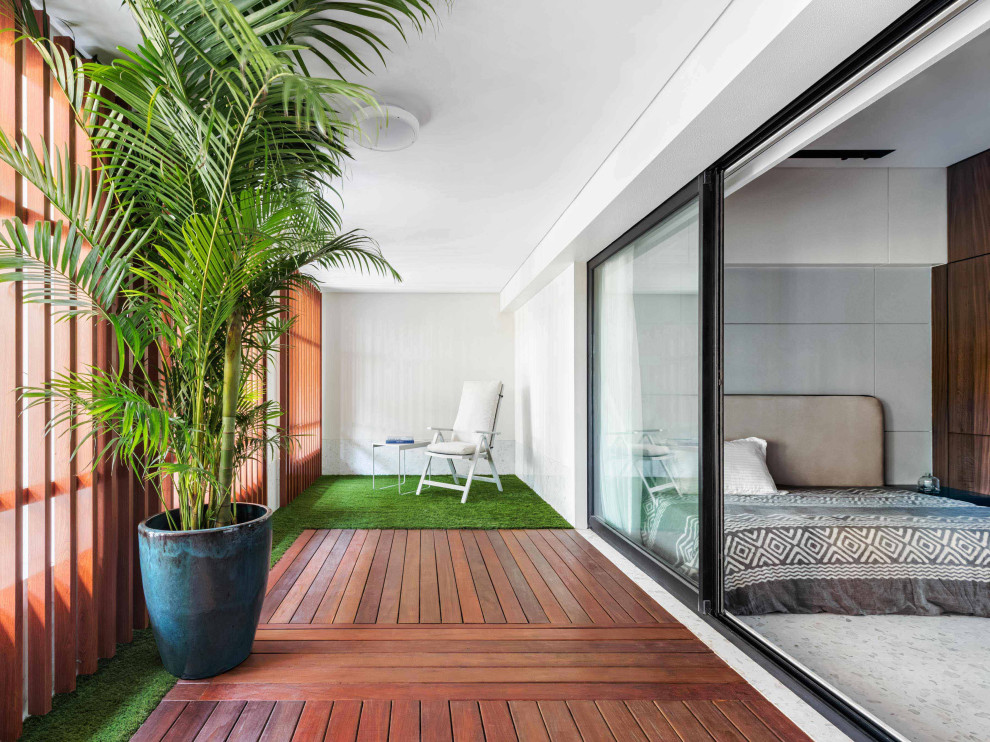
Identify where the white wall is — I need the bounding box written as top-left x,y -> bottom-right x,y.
725,266 -> 932,485
513,264 -> 587,527
725,168 -> 947,265
321,293 -> 515,476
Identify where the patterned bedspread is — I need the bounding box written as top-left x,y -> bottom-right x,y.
642,488 -> 990,616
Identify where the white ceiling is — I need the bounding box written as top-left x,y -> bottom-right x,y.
779,24 -> 990,169
42,0 -> 733,293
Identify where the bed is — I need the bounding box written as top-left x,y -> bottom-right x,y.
642,395 -> 990,616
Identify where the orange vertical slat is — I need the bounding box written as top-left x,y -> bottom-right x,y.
73,62 -> 98,676
0,3 -> 23,737
50,35 -> 77,695
23,11 -> 53,716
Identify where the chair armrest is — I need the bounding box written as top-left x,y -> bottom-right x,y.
427,426 -> 454,431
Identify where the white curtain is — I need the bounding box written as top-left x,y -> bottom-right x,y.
596,249 -> 643,538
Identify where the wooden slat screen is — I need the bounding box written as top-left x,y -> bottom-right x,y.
280,284 -> 323,506
0,11 -> 286,738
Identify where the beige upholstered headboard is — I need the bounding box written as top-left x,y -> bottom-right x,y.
724,395 -> 884,487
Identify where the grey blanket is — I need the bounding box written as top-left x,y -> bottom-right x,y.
642,487 -> 990,616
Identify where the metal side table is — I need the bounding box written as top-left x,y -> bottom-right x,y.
372,441 -> 428,494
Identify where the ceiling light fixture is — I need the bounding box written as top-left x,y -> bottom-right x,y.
350,104 -> 420,152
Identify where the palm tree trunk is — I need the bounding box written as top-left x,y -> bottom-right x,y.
217,310 -> 242,525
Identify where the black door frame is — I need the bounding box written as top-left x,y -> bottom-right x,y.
587,0 -> 964,740
586,177 -> 703,610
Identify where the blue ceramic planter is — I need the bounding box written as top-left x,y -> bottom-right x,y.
138,503 -> 273,679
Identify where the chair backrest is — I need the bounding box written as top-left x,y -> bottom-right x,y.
451,381 -> 503,448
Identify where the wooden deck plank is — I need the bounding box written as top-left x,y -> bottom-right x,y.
435,530 -> 462,623
447,531 -> 484,622
545,530 -> 656,623
251,639 -> 708,654
192,700 -> 246,742
473,530 -> 527,623
479,700 -> 519,742
325,700 -> 361,742
399,530 -> 421,623
716,700 -> 797,742
460,530 -> 506,623
270,531 -> 341,624
312,530 -> 367,623
535,531 -> 634,624
226,700 -> 276,741
292,530 -> 353,623
523,531 -> 613,624
355,699 -> 390,742
333,530 -> 381,624
509,701 -> 551,742
658,702 -> 716,741
134,530 -> 808,742
132,701 -> 187,742
192,681 -> 758,703
419,530 -> 441,623
219,651 -> 721,669
537,701 -> 581,742
261,531 -> 326,623
559,531 -> 675,623
625,700 -> 683,742
742,698 -> 815,742
254,625 -> 695,639
506,531 -> 591,624
375,529 -> 406,623
496,531 -> 570,624
389,700 -> 421,742
289,700 -> 331,741
450,701 -> 484,742
422,700 -> 453,742
484,531 -> 548,624
566,700 -> 615,742
258,701 -> 304,741
355,529 -> 395,623
162,702 -> 217,742
685,701 -> 748,742
597,700 -> 649,742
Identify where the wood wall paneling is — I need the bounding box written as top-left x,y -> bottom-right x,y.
947,255 -> 990,438
932,265 -> 949,484
947,433 -> 990,494
280,284 -> 322,506
947,149 -> 990,263
941,147 -> 990,496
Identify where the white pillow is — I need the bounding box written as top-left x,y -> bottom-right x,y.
724,437 -> 780,495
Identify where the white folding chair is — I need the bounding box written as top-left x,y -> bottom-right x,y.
628,429 -> 681,496
416,381 -> 504,504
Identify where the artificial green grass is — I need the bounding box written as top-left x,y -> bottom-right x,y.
19,629 -> 175,742
19,474 -> 566,741
269,475 -> 570,564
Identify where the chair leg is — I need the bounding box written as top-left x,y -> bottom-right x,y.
416,454 -> 432,495
460,452 -> 479,504
487,453 -> 503,492
447,457 -> 460,484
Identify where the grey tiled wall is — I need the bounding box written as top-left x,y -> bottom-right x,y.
724,266 -> 932,485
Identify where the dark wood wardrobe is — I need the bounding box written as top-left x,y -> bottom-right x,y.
933,148 -> 990,497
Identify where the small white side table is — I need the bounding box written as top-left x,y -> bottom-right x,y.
372,441 -> 428,494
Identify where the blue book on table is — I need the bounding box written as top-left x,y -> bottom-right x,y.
386,437 -> 414,444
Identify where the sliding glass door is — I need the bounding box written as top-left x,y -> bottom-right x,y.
589,183 -> 702,586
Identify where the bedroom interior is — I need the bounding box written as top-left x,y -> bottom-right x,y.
716,22 -> 990,742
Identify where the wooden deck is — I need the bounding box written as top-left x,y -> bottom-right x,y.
134,529 -> 811,741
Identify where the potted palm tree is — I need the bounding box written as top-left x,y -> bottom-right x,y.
0,0 -> 437,679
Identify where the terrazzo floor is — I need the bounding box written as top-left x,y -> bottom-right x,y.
738,613 -> 990,742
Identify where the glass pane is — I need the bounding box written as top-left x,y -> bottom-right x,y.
592,198 -> 700,582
